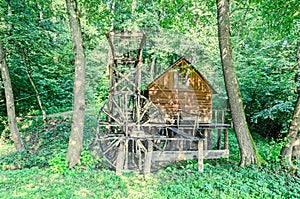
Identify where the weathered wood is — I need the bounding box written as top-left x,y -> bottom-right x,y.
198,123 -> 231,128
148,90 -> 212,98
99,137 -> 204,141
198,141 -> 204,172
152,104 -> 211,110
149,98 -> 212,104
152,151 -> 197,161
144,140 -> 153,175
149,98 -> 211,106
217,129 -> 222,149
116,141 -> 125,176
224,128 -> 228,150
151,149 -> 229,161
203,129 -> 208,150
124,140 -> 129,170
207,129 -> 212,150
168,127 -> 200,140
205,149 -> 229,159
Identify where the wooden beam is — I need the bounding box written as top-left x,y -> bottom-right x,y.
151,149 -> 229,162
144,140 -> 153,175
198,141 -> 204,172
205,149 -> 229,159
152,151 -> 198,161
116,141 -> 125,176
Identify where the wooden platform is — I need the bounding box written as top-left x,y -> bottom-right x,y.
98,122 -> 231,175
152,149 -> 229,161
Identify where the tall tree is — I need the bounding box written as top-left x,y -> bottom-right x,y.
21,48 -> 47,122
281,40 -> 300,169
65,0 -> 86,168
216,0 -> 260,165
0,38 -> 24,151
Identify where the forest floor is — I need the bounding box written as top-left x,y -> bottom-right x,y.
1,155 -> 300,199
1,118 -> 300,198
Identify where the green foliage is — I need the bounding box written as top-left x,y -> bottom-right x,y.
0,0 -> 74,117
0,117 -> 9,140
0,120 -> 299,198
1,157 -> 300,198
231,2 -> 298,138
48,150 -> 68,174
0,118 -> 70,170
258,138 -> 288,166
0,140 -> 15,156
78,149 -> 99,169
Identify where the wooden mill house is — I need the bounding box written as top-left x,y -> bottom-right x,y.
143,57 -> 230,158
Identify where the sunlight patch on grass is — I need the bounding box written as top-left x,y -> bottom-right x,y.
12,191 -> 28,198
121,174 -> 160,199
0,141 -> 15,156
74,188 -> 91,198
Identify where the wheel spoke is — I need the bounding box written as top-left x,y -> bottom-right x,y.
111,97 -> 126,120
96,92 -> 166,171
102,139 -> 121,155
102,109 -> 122,125
138,101 -> 152,123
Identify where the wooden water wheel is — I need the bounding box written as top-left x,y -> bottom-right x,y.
96,91 -> 167,172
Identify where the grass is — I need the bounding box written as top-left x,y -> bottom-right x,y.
0,141 -> 15,156
1,160 -> 300,199
1,118 -> 300,198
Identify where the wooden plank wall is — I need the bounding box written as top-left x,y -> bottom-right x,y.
146,68 -> 213,123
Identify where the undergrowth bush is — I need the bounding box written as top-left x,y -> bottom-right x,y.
48,150 -> 68,174
1,121 -> 300,198
0,116 -> 103,172
0,117 -> 71,170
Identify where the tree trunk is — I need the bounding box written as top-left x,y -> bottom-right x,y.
132,0 -> 136,15
0,39 -> 25,151
21,48 -> 47,122
281,40 -> 300,169
216,0 -> 260,165
65,0 -> 86,168
110,0 -> 116,31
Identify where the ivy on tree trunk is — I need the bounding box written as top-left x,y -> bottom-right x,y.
65,0 -> 86,168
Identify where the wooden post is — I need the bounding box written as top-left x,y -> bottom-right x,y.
116,140 -> 125,176
144,140 -> 153,175
224,129 -> 228,150
221,109 -> 225,124
198,140 -> 204,172
207,129 -> 212,150
204,129 -> 208,150
124,140 -> 128,170
217,129 -> 222,149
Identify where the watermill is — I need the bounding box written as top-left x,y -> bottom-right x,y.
96,31 -> 229,175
